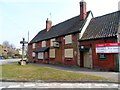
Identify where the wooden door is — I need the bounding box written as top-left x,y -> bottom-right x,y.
83,51 -> 91,68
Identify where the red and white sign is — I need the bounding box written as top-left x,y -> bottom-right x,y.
96,43 -> 120,53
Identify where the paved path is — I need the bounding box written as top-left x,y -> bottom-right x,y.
0,81 -> 119,89
32,63 -> 119,81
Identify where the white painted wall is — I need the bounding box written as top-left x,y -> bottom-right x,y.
79,12 -> 93,39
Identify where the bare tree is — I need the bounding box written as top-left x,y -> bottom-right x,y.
2,41 -> 19,59
2,41 -> 16,49
10,44 -> 15,49
2,41 -> 10,48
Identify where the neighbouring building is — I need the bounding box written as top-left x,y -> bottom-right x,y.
28,0 -> 120,72
0,44 -> 8,58
0,44 -> 20,59
79,11 -> 120,72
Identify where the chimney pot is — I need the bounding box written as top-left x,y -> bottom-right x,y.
46,18 -> 52,32
80,0 -> 87,21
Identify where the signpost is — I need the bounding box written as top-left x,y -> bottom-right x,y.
20,38 -> 28,65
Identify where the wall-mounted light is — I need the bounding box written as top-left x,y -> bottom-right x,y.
79,45 -> 84,49
81,45 -> 84,49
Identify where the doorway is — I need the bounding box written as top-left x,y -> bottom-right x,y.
83,48 -> 92,68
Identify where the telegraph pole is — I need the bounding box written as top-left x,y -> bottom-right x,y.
28,31 -> 29,43
27,31 -> 29,62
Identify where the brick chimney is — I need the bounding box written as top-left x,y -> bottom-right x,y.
46,18 -> 52,32
80,0 -> 87,21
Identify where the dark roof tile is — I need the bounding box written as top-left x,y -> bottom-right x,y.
29,11 -> 91,43
81,11 -> 120,40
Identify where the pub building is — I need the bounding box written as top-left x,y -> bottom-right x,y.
28,0 -> 120,72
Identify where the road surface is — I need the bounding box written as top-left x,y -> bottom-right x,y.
0,81 -> 119,89
0,59 -> 20,65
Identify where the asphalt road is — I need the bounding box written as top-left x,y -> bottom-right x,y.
0,59 -> 20,65
0,81 -> 119,89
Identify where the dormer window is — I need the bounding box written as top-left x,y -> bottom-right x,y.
42,41 -> 46,47
65,35 -> 72,44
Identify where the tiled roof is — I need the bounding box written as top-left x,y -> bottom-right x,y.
29,11 -> 91,44
81,11 -> 120,40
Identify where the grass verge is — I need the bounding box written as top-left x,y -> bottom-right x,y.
1,63 -> 113,81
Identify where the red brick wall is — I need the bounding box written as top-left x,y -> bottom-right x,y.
49,37 -> 63,64
73,33 -> 78,65
28,42 -> 44,63
56,37 -> 64,64
64,34 -> 78,65
36,40 -> 50,63
46,40 -> 50,47
48,39 -> 56,64
35,42 -> 41,62
28,43 -> 33,62
80,38 -> 116,71
29,33 -> 79,66
48,34 -> 78,66
37,42 -> 42,49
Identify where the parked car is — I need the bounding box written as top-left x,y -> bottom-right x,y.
0,56 -> 3,60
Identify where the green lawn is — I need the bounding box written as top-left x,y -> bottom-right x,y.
1,63 -> 112,81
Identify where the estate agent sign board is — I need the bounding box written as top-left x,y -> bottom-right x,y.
96,43 -> 120,53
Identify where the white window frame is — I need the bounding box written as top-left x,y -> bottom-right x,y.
42,41 -> 46,47
50,38 -> 55,46
65,35 -> 72,44
32,43 -> 36,49
49,49 -> 55,58
38,52 -> 43,59
32,52 -> 35,57
64,49 -> 73,58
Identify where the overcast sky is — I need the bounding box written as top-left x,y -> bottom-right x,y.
0,0 -> 120,48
